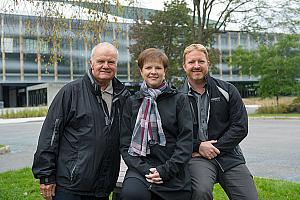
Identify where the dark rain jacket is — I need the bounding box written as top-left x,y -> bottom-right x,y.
179,75 -> 248,172
120,85 -> 193,200
32,72 -> 130,197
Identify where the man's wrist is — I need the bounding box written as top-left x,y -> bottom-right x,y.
40,175 -> 56,185
193,141 -> 202,152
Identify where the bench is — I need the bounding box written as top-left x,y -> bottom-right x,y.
112,158 -> 127,200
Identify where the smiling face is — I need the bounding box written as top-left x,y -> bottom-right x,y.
137,48 -> 168,89
140,60 -> 166,89
90,44 -> 118,87
183,49 -> 209,85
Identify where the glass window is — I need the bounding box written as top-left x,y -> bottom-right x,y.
2,38 -> 13,53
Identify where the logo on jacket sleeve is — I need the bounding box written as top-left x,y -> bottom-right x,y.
210,97 -> 221,102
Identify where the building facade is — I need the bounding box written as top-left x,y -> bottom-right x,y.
0,3 -> 280,108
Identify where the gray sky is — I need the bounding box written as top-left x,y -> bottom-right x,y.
136,0 -> 194,10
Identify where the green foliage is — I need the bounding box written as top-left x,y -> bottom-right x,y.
0,108 -> 48,119
0,144 -> 4,148
1,168 -> 300,200
230,35 -> 300,104
256,35 -> 300,101
229,46 -> 256,76
129,0 -> 193,82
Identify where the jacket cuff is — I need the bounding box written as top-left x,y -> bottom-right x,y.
193,141 -> 202,152
40,175 -> 56,184
156,165 -> 170,182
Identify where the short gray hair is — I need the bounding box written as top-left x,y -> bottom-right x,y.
90,42 -> 119,60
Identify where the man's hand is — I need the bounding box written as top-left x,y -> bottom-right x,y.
145,168 -> 163,184
199,140 -> 220,159
40,183 -> 56,200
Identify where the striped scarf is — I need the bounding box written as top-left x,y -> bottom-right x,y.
128,81 -> 168,157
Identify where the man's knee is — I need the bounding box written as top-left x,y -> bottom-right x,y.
120,178 -> 150,200
191,185 -> 213,200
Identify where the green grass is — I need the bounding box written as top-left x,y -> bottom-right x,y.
1,168 -> 300,200
0,108 -> 48,119
213,178 -> 300,200
0,144 -> 4,148
0,168 -> 42,200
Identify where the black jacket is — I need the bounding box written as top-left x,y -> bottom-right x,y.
32,73 -> 130,197
120,85 -> 193,200
179,75 -> 248,172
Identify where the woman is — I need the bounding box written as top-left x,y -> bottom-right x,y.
120,48 -> 193,200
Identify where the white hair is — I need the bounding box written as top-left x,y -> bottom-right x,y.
90,42 -> 119,60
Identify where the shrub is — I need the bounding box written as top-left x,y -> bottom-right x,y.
289,96 -> 300,113
0,108 -> 48,119
292,96 -> 300,104
257,104 -> 290,114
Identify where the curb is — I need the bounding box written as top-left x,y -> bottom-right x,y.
248,116 -> 300,120
0,117 -> 45,124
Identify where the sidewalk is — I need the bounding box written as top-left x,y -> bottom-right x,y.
0,117 -> 45,124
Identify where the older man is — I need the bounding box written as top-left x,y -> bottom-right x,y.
179,44 -> 258,200
32,42 -> 130,200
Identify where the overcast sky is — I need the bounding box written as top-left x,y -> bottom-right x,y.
137,0 -> 194,10
117,0 -> 193,10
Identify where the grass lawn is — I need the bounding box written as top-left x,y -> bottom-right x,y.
0,168 -> 300,200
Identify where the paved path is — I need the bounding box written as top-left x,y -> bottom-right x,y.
0,117 -> 299,183
241,118 -> 300,183
0,119 -> 43,172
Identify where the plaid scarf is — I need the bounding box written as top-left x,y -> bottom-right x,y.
128,81 -> 168,157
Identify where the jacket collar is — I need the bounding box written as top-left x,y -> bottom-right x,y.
84,69 -> 127,97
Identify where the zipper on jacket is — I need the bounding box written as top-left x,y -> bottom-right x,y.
117,108 -> 120,128
96,95 -> 111,126
50,119 -> 60,146
70,163 -> 77,182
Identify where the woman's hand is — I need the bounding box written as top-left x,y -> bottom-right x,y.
145,168 -> 163,184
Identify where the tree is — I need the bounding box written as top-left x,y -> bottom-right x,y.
129,0 -> 193,82
191,0 -> 300,45
230,35 -> 300,106
240,0 -> 300,34
191,0 -> 266,44
229,46 -> 256,77
3,0 -> 131,74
